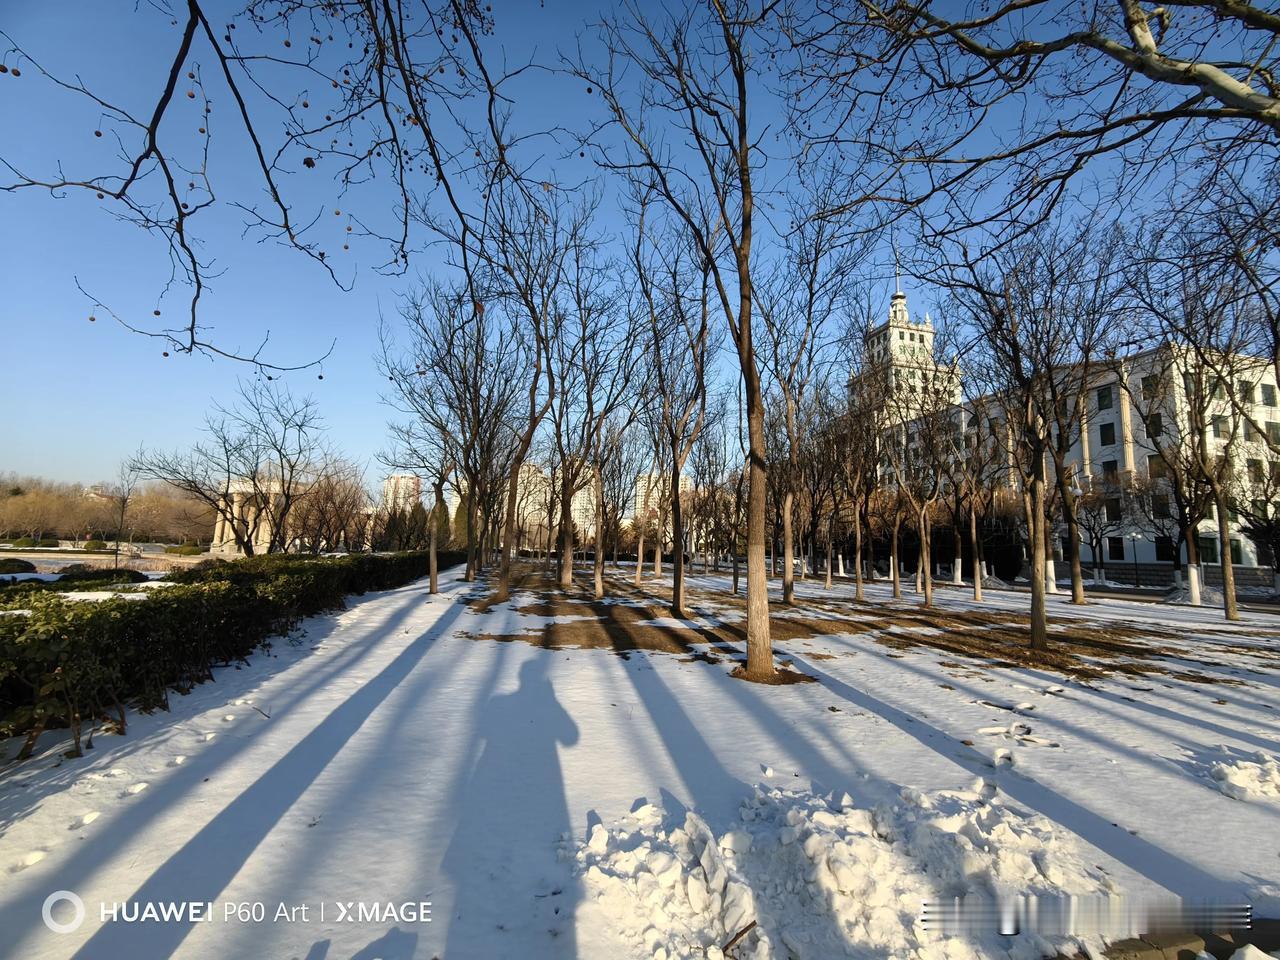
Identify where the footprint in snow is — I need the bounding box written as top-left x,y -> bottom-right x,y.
169,756 -> 186,767
12,850 -> 46,872
993,749 -> 1015,768
123,782 -> 148,796
198,732 -> 215,741
222,714 -> 236,722
72,812 -> 100,829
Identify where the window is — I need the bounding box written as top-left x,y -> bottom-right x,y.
1231,539 -> 1244,566
1096,384 -> 1114,410
1153,494 -> 1171,519
1141,374 -> 1160,401
1155,536 -> 1175,562
1147,413 -> 1163,439
1148,454 -> 1167,479
1104,498 -> 1122,522
1205,502 -> 1216,520
1249,459 -> 1264,483
899,330 -> 904,340
1099,422 -> 1117,446
1245,421 -> 1259,442
1107,537 -> 1126,561
1239,381 -> 1256,404
1212,416 -> 1228,439
1264,383 -> 1277,407
1199,536 -> 1219,564
1269,422 -> 1280,445
1103,459 -> 1119,477
1212,377 -> 1225,399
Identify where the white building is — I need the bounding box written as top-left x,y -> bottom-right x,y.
382,474 -> 422,512
866,286 -> 1279,588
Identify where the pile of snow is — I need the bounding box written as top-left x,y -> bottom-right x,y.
1209,750 -> 1280,802
568,783 -> 1116,960
1166,585 -> 1226,607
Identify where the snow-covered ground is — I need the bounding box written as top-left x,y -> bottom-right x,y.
1,567 -> 1279,959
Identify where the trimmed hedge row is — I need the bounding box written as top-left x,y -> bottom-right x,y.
0,558 -> 36,574
0,550 -> 464,760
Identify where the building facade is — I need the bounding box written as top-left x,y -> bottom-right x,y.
863,288 -> 1279,589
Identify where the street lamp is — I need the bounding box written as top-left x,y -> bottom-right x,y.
1127,529 -> 1143,589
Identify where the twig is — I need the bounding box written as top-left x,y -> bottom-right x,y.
251,704 -> 271,719
722,920 -> 756,955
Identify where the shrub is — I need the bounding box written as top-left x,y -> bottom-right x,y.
9,537 -> 36,548
0,558 -> 36,574
0,550 -> 463,760
164,544 -> 205,556
81,540 -> 109,551
38,538 -> 60,547
57,565 -> 149,584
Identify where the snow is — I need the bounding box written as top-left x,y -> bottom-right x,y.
1208,749 -> 1280,802
569,782 -> 1112,959
1,566 -> 1279,959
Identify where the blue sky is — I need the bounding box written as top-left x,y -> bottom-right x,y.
0,1 -> 923,485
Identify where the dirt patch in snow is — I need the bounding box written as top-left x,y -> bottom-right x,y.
458,568 -> 852,669
460,568 -> 1254,684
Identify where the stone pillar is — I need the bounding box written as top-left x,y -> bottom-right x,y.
213,506 -> 227,549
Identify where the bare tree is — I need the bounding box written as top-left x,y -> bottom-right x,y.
133,379 -> 324,554
380,278 -> 521,583
572,0 -> 780,678
632,202 -> 717,616
759,184 -> 861,603
107,461 -> 142,569
2,1 -> 518,367
789,1 -> 1280,244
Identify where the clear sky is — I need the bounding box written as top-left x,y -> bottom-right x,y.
0,1 -> 922,485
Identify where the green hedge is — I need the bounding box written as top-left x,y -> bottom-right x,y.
81,540 -> 109,551
165,544 -> 204,556
0,558 -> 36,574
0,550 -> 463,760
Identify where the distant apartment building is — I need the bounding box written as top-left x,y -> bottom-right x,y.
382,473 -> 422,512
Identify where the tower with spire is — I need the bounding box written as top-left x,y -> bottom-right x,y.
863,271 -> 938,372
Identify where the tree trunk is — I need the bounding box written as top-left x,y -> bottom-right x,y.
593,467 -> 606,600
952,521 -> 963,586
1063,498 -> 1086,604
557,472 -> 575,590
853,507 -> 865,602
920,507 -> 933,608
824,518 -> 834,590
743,393 -> 774,678
1029,473 -> 1049,651
1213,489 -> 1241,621
781,490 -> 795,603
671,463 -> 687,617
891,515 -> 902,599
969,505 -> 983,603
635,528 -> 646,587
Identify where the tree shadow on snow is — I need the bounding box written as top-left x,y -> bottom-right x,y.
441,654 -> 581,958
60,597 -> 469,960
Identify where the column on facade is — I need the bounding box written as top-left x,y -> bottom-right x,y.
213,507 -> 227,548
1118,369 -> 1136,475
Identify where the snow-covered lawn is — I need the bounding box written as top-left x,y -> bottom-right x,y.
1,566 -> 1279,959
